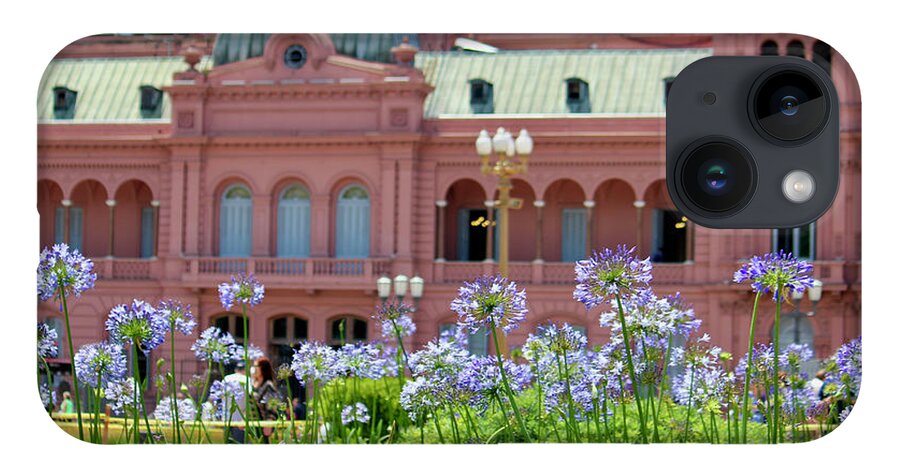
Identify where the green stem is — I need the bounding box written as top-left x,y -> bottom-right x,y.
489,323 -> 530,442
59,287 -> 85,441
639,334 -> 660,442
241,303 -> 252,444
285,379 -> 297,443
615,292 -> 648,444
169,323 -> 181,444
773,295 -> 782,444
684,366 -> 696,442
740,291 -> 762,444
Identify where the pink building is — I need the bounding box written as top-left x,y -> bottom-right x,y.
37,33 -> 860,390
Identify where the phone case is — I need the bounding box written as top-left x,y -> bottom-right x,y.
36,33 -> 861,444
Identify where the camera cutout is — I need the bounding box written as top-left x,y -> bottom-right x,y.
666,56 -> 839,229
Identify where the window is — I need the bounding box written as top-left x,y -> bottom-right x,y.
335,185 -> 370,259
54,207 -> 65,244
220,185 -> 252,257
566,78 -> 591,113
561,208 -> 587,262
277,185 -> 311,258
440,323 -> 489,356
329,317 -> 368,347
786,40 -> 805,58
760,40 -> 779,56
663,77 -> 675,106
69,207 -> 84,252
214,315 -> 248,344
284,45 -> 308,69
53,87 -> 77,119
773,222 -> 816,260
469,79 -> 494,114
140,207 -> 155,258
650,209 -> 688,263
456,208 -> 489,261
139,86 -> 163,118
812,41 -> 832,75
269,316 -> 308,366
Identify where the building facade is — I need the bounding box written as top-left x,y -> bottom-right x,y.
37,33 -> 861,389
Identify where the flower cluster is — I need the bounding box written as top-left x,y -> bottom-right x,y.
104,378 -> 136,413
74,342 -> 127,388
824,337 -> 862,399
106,299 -> 168,352
340,342 -> 386,380
209,380 -> 245,420
157,300 -> 197,336
191,327 -> 239,363
37,322 -> 59,359
218,273 -> 265,310
373,300 -> 417,339
671,335 -> 732,412
573,245 -> 652,309
291,341 -> 346,384
234,342 -> 264,362
341,402 -> 370,425
36,243 -> 96,302
450,275 -> 528,334
153,397 -> 197,421
733,250 -> 815,302
40,382 -> 56,409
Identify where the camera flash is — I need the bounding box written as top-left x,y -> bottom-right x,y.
782,170 -> 816,203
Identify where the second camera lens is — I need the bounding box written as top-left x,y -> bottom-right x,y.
678,140 -> 756,215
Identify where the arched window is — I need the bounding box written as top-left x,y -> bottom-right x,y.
220,184 -> 252,257
760,40 -> 779,56
651,209 -> 688,263
277,184 -> 311,257
335,185 -> 370,258
328,316 -> 368,347
772,314 -> 817,376
269,316 -> 308,367
786,40 -> 805,58
213,314 -> 248,344
812,41 -> 832,75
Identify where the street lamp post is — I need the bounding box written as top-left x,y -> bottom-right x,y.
475,127 -> 533,355
788,279 -> 824,343
377,274 -> 425,309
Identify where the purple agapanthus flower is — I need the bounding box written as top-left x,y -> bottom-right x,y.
157,300 -> 197,336
232,342 -> 264,362
37,243 -> 97,302
373,299 -> 417,339
218,273 -> 265,310
74,341 -> 127,388
400,376 -> 442,423
573,245 -> 652,309
456,355 -> 532,416
341,402 -> 370,425
106,299 -> 168,352
779,343 -> 814,370
209,380 -> 245,420
291,341 -> 346,384
340,342 -> 386,380
104,378 -> 136,413
37,322 -> 59,359
825,337 -> 861,399
733,250 -> 815,301
154,397 -> 197,421
191,327 -> 238,364
450,274 -> 528,335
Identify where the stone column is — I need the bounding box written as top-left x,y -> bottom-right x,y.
484,200 -> 495,262
105,199 -> 116,257
61,199 -> 72,244
151,200 -> 161,257
583,200 -> 596,258
634,200 -> 646,256
533,200 -> 545,263
435,200 -> 447,262
183,156 -> 201,256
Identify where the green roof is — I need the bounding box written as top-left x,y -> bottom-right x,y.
414,49 -> 712,117
38,56 -> 213,123
212,33 -> 419,66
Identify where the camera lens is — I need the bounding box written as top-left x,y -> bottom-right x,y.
753,69 -> 828,142
678,140 -> 756,214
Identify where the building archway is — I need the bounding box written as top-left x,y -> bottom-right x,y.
593,179 -> 637,252
113,180 -> 155,258
643,180 -> 688,263
444,179 -> 488,261
38,180 -> 64,250
542,179 -> 586,262
69,180 -> 109,256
